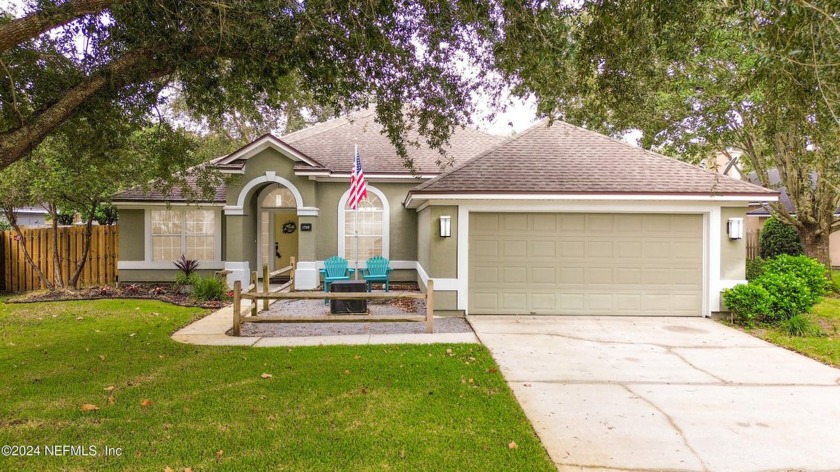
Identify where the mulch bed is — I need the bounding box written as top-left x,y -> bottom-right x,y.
4,283 -> 228,309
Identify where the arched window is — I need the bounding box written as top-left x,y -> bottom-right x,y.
339,187 -> 389,262
261,186 -> 296,208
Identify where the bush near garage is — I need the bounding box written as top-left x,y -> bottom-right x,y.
760,254 -> 828,304
722,283 -> 772,328
759,217 -> 804,259
725,255 -> 827,328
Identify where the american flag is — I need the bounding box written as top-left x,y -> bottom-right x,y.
349,144 -> 367,210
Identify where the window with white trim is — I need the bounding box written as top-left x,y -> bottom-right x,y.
151,209 -> 216,261
343,195 -> 384,261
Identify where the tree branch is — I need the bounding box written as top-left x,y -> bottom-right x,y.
0,49 -> 172,169
0,0 -> 120,53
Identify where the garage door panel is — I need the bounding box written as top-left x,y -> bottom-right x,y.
470,213 -> 703,316
562,241 -> 586,257
502,266 -> 528,284
472,266 -> 499,284
532,214 -> 557,232
503,240 -> 528,257
587,241 -> 614,257
530,240 -> 557,257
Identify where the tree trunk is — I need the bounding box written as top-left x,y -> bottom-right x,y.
69,202 -> 98,289
48,204 -> 65,289
799,225 -> 831,268
1,207 -> 54,290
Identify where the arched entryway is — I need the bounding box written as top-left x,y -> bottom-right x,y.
257,184 -> 298,273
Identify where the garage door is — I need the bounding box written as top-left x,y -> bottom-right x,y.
468,213 -> 703,316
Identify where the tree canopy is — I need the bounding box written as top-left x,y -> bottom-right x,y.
496,0 -> 840,264
0,0 -> 509,170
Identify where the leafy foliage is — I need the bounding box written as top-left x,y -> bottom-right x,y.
722,283 -> 772,328
754,273 -> 813,323
760,218 -> 804,260
778,314 -> 825,338
0,0 -> 511,171
761,255 -> 828,305
496,1 -> 840,264
746,257 -> 765,281
192,275 -> 229,302
173,254 -> 200,279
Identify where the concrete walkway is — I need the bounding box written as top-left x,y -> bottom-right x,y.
172,305 -> 479,346
469,316 -> 840,472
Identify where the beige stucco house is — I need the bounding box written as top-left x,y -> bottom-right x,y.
113,110 -> 778,316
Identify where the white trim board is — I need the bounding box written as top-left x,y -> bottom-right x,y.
405,193 -> 777,208
218,135 -> 322,167
226,171 -> 307,216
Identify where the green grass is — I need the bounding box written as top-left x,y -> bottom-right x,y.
753,297 -> 840,368
0,297 -> 553,471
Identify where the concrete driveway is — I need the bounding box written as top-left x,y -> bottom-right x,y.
469,316 -> 840,472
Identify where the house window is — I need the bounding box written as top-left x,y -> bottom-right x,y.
151,209 -> 216,261
343,194 -> 384,261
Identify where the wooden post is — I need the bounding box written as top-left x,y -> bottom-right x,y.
232,280 -> 241,336
290,257 -> 296,291
250,270 -> 258,317
262,264 -> 270,311
425,279 -> 434,334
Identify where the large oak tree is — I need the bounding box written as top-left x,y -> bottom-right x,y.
1,0 -> 509,170
497,0 -> 840,265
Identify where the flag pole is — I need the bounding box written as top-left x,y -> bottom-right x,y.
354,144 -> 360,280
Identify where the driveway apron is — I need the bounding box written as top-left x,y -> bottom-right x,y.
470,316 -> 840,472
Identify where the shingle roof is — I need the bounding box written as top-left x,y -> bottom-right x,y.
278,108 -> 505,174
410,121 -> 778,197
113,156 -> 228,203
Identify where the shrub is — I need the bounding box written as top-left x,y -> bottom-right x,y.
754,273 -> 813,322
192,275 -> 230,302
778,314 -> 825,337
722,283 -> 772,327
174,272 -> 197,287
746,257 -> 765,281
759,217 -> 803,259
761,254 -> 827,305
173,254 -> 200,279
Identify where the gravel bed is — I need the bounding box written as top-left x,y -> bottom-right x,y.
237,296 -> 473,337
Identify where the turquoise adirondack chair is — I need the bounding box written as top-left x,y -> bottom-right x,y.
362,256 -> 392,292
321,256 -> 352,303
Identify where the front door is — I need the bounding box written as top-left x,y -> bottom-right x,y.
273,211 -> 299,270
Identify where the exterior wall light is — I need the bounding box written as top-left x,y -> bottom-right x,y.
727,217 -> 744,240
439,215 -> 452,238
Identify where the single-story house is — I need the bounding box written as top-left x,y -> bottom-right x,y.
113,109 -> 778,316
1,206 -> 49,227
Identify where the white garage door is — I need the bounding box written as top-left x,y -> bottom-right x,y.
468,213 -> 703,316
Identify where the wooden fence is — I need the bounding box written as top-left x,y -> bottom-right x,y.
1,225 -> 119,292
746,229 -> 761,261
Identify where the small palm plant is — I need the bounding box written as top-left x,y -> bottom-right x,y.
173,254 -> 200,287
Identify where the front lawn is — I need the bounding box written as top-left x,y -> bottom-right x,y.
0,297 -> 553,471
750,297 -> 840,368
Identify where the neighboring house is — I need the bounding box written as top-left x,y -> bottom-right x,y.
113,110 -> 777,316
745,169 -> 840,266
0,206 -> 49,227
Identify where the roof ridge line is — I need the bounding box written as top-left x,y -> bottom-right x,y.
281,108 -> 374,142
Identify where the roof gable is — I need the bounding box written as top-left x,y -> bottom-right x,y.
217,134 -> 326,169
278,108 -> 505,174
409,121 -> 779,200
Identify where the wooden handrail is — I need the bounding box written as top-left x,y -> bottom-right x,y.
231,279 -> 435,335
